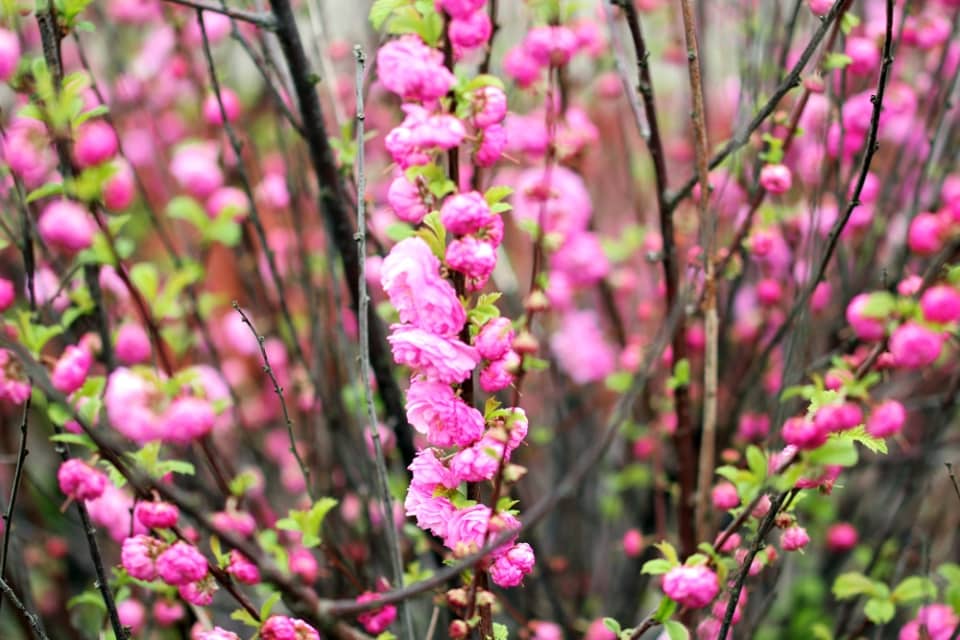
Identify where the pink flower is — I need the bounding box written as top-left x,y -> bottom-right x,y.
738,413 -> 771,441
356,592 -> 397,634
444,504 -> 494,549
376,36 -> 455,103
261,616 -> 321,640
206,186 -> 250,221
438,0 -> 485,18
472,86 -> 508,129
524,26 -> 578,67
0,29 -> 20,82
781,416 -> 828,450
623,529 -> 644,557
503,46 -> 541,87
908,212 -> 944,256
87,484 -> 144,542
405,378 -> 484,447
121,535 -> 160,581
479,354 -> 517,392
388,325 -> 480,384
445,236 -> 497,289
489,542 -> 535,587
808,0 -> 832,16
549,232 -> 610,287
846,293 -> 886,341
74,121 -> 118,167
0,277 -> 14,311
408,447 -> 458,490
135,501 -> 179,529
449,439 -> 501,482
227,550 -> 260,585
105,367 -> 163,444
155,541 -> 208,586
153,599 -> 185,626
179,576 -> 217,605
161,396 -> 216,444
381,237 -> 466,337
759,164 -> 793,194
38,200 -> 97,253
889,322 -> 944,369
662,565 -> 720,609
404,483 -> 456,538
58,459 -> 108,501
116,323 -> 151,365
550,311 -> 616,384
449,10 -> 492,52
440,191 -> 500,240
288,547 -> 319,583
711,482 -> 740,510
781,525 -> 810,551
474,317 -> 514,360
202,88 -> 241,125
51,345 -> 93,394
117,599 -> 146,635
387,175 -> 428,223
170,143 -> 224,199
899,604 -> 958,640
475,123 -> 507,166
513,166 -> 592,240
826,522 -> 858,552
920,285 -> 960,324
103,160 -> 135,210
866,399 -> 906,437
846,37 -> 880,75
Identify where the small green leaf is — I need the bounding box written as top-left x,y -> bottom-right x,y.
863,597 -> 895,624
50,433 -> 97,451
641,559 -> 673,575
806,436 -> 858,467
652,595 -> 678,623
369,0 -> 407,29
259,591 -> 282,620
230,607 -> 260,628
492,622 -> 508,640
824,52 -> 853,71
484,185 -> 514,205
603,618 -> 622,634
833,572 -> 877,599
654,541 -> 679,565
664,620 -> 690,640
605,371 -> 633,393
891,576 -> 936,603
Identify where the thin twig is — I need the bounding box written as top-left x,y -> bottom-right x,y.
945,463 -> 960,505
0,398 -> 31,620
352,45 -> 413,640
161,0 -> 276,29
0,576 -> 50,640
232,302 -> 314,500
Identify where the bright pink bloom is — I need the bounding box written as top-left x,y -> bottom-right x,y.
479,354 -> 517,392
74,121 -> 118,167
475,122 -> 507,166
759,164 -> 793,194
503,46 -> 541,87
356,592 -> 397,634
196,627 -> 240,640
445,236 -> 496,288
153,600 -> 185,626
846,293 -> 887,341
0,29 -> 20,82
908,212 -> 944,256
0,277 -> 13,311
781,416 -> 828,450
51,345 -> 93,394
404,483 -> 456,538
38,200 -> 96,253
808,0 -> 832,15
738,413 -> 770,441
489,542 -> 535,587
550,311 -> 616,384
387,175 -> 427,223
121,535 -> 160,581
866,399 -> 906,437
405,378 -> 484,447
288,547 -> 319,583
889,322 -> 944,369
475,317 -> 514,360
524,26 -> 577,67
899,604 -> 958,640
585,619 -> 617,640
260,616 -> 321,640
513,166 -> 592,240
440,191 -> 497,237
388,325 -> 480,384
135,501 -> 179,529
170,143 -> 224,199
438,0 -> 484,18
202,88 -> 240,125
103,161 -> 135,210
920,285 -> 960,324
179,577 -> 217,605
58,459 -> 108,501
206,186 -> 249,221
155,541 -> 208,586
550,232 -> 610,287
117,599 -> 146,635
711,482 -> 740,510
161,396 -> 216,444
381,237 -> 466,337
662,565 -> 720,609
846,37 -> 880,75
449,439 -> 500,482
623,529 -> 644,557
472,86 -> 508,129
115,323 -> 151,365
376,36 -> 456,103
409,447 -> 458,489
781,526 -> 810,551
449,10 -> 492,51
826,522 -> 859,552
228,550 -> 260,585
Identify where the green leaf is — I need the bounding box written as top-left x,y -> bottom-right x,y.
844,426 -> 888,455
833,572 -> 877,599
277,497 -> 339,548
664,620 -> 690,640
939,563 -> 960,586
26,182 -> 64,203
385,222 -> 415,241
806,436 -> 858,467
667,358 -> 690,390
641,559 -> 673,575
892,576 -> 936,603
369,0 -> 407,29
50,433 -> 97,451
484,185 -> 514,205
840,12 -> 861,35
74,104 -> 109,127
259,591 -> 282,620
824,52 -> 853,71
605,371 -> 633,393
129,262 -> 159,302
863,597 -> 895,624
492,622 -> 508,640
417,211 -> 446,260
67,590 -> 107,613
860,292 -> 896,319
746,446 -> 767,480
603,618 -> 622,634
652,595 -> 678,623
654,540 -> 679,565
230,607 -> 260,628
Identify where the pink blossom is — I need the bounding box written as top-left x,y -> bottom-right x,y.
472,86 -> 508,129
781,416 -> 828,450
196,627 -> 240,640
503,46 -> 541,87
899,605 -> 958,640
445,236 -> 497,288
866,399 -> 906,437
206,186 -> 250,221
356,592 -> 397,634
38,200 -> 97,253
585,619 -> 617,640
288,547 -> 319,583
550,311 -> 616,384
153,600 -> 185,626
524,26 -> 578,67
51,345 -> 93,394
711,482 -> 740,510
387,175 -> 428,223
409,447 -> 458,490
846,37 -> 880,75
889,322 -> 944,369
920,285 -> 960,324
87,484 -> 144,541
202,88 -> 241,125
376,36 -> 456,103
155,541 -> 208,586
161,396 -> 215,444
738,413 -> 770,441
228,550 -> 260,585
781,525 -> 810,551
513,166 -> 592,240
261,616 -> 321,640
489,542 -> 535,587
0,277 -> 13,311
438,0 -> 484,18
623,529 -> 644,557
74,121 -> 118,167
388,325 -> 480,384
549,232 -> 610,286
449,439 -> 501,482
121,535 -> 160,581
846,294 -> 887,341
449,10 -> 492,52
440,191 -> 498,238
381,237 -> 466,337
405,378 -> 484,447
475,123 -> 507,166
170,143 -> 224,199
118,600 -> 146,635
105,367 -> 163,443
908,212 -> 944,256
135,501 -> 179,529
479,354 -> 517,392
826,522 -> 859,552
759,164 -> 793,194
662,565 -> 720,609
404,483 -> 456,538
103,160 -> 135,210
808,0 -> 832,16
179,576 -> 217,605
58,459 -> 108,501
116,323 -> 151,365
0,29 -> 20,82
475,317 -> 514,360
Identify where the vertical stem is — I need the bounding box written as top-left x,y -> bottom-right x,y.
353,46 -> 414,640
0,398 -> 31,621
